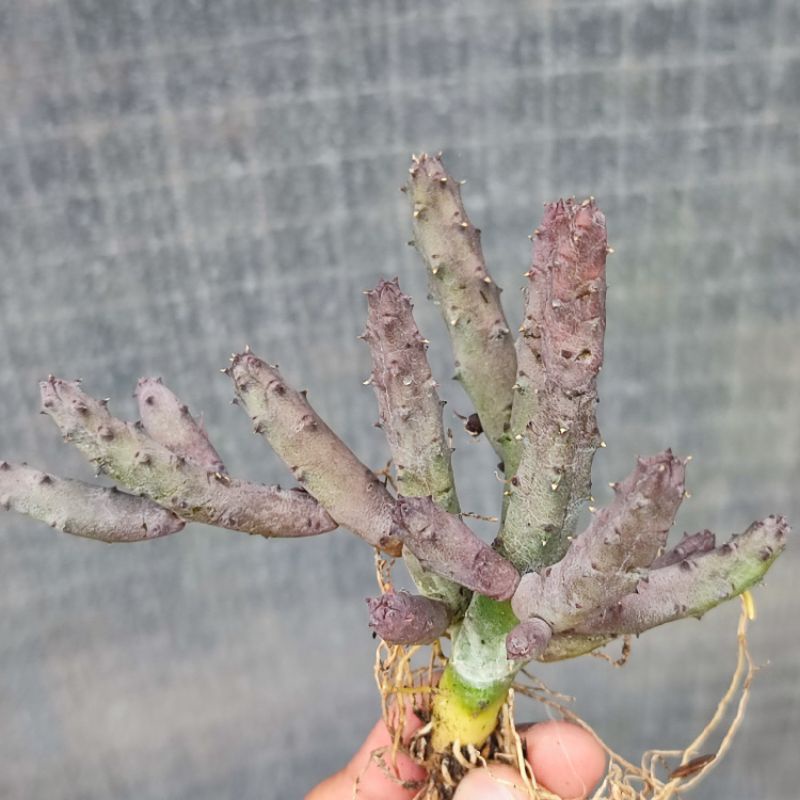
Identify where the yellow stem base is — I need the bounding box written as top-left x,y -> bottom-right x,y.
431,664 -> 511,751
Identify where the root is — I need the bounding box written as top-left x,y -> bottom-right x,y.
590,636 -> 632,668
512,596 -> 755,799
374,459 -> 398,492
364,564 -> 757,799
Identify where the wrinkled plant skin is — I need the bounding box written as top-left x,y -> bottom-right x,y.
2,154 -> 788,779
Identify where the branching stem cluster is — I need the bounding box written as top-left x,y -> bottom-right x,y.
1,154 -> 788,798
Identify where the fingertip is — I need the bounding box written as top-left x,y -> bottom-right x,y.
340,714 -> 427,798
452,764 -> 529,799
522,720 -> 607,800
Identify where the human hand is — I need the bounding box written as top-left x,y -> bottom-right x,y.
306,715 -> 606,800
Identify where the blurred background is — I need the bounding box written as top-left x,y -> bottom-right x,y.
0,0 -> 798,797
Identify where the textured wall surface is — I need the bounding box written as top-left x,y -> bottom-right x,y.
1,1 -> 798,798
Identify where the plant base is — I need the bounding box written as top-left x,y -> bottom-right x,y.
370,558 -> 757,799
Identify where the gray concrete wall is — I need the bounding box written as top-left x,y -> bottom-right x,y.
0,1 -> 798,797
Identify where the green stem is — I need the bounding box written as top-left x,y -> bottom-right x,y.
40,377 -> 335,538
228,352 -> 400,552
407,153 -> 517,467
363,278 -> 467,614
431,595 -> 519,749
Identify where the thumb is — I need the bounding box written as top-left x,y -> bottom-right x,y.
452,764 -> 530,799
453,721 -> 606,800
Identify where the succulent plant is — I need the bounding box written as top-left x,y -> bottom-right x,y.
1,154 -> 787,799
